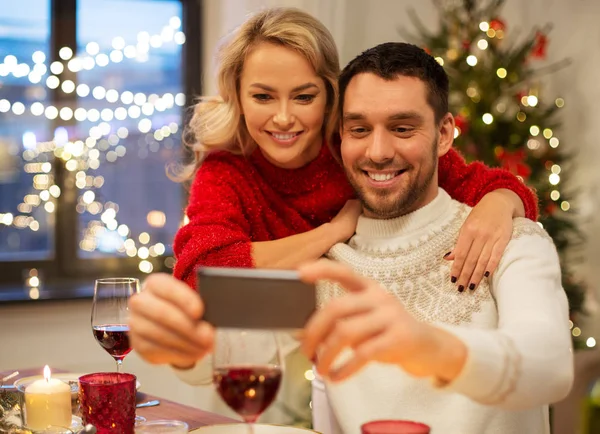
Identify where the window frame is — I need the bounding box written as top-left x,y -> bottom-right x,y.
0,0 -> 201,288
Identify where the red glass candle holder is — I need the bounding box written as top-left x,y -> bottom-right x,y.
361,420 -> 431,434
78,373 -> 136,434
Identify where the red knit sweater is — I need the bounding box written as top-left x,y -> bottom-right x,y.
173,145 -> 538,288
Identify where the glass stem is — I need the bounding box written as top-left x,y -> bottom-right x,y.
116,358 -> 123,373
248,423 -> 254,434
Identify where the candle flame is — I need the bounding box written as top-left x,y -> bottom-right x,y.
43,365 -> 51,382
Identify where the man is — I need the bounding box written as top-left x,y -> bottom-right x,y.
300,42 -> 573,434
128,42 -> 572,433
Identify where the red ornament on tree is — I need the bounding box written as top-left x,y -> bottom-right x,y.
496,148 -> 532,180
545,201 -> 558,216
530,31 -> 549,59
489,18 -> 506,31
454,114 -> 470,135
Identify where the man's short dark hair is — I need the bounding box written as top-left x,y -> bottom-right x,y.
339,42 -> 449,123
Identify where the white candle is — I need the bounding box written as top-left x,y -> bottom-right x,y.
24,365 -> 72,431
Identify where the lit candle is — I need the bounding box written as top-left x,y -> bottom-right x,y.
24,365 -> 72,431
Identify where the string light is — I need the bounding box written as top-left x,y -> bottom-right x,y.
1,20 -> 185,272
466,55 -> 478,66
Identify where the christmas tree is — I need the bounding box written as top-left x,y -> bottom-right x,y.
403,0 -> 588,347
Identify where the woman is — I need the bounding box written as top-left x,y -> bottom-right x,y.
172,7 -> 537,292
129,7 -> 538,428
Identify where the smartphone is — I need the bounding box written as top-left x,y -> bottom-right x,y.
197,266 -> 316,330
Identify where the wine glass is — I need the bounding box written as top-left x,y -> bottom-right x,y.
91,277 -> 139,372
212,329 -> 283,433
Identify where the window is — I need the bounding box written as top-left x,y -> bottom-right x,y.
0,0 -> 201,299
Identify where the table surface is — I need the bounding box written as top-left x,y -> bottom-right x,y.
2,368 -> 236,431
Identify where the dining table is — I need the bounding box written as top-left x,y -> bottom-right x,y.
1,367 -> 237,432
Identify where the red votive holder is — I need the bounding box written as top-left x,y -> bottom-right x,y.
78,372 -> 136,434
361,420 -> 431,434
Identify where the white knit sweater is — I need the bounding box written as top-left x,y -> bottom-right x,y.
313,188 -> 573,434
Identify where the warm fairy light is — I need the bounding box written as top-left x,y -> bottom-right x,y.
61,80 -> 75,93
86,42 -> 100,55
466,55 -> 478,66
549,174 -> 560,185
112,36 -> 126,50
59,107 -> 73,121
1,213 -> 14,225
59,47 -> 73,60
587,337 -> 596,348
573,327 -> 582,337
496,68 -> 507,78
12,102 -> 25,115
527,95 -> 538,107
44,202 -> 55,213
560,201 -> 570,211
82,191 -> 96,204
555,98 -> 565,107
0,99 -> 10,112
50,61 -> 64,75
49,185 -> 61,198
96,53 -> 109,67
551,164 -> 561,174
550,190 -> 560,201
139,232 -> 150,244
434,57 -> 444,66
304,370 -> 315,381
117,224 -> 130,237
174,32 -> 186,45
169,16 -> 182,28
154,243 -> 166,255
139,260 -> 153,273
67,58 -> 82,72
147,210 -> 166,228
138,247 -> 150,259
32,51 -> 46,63
543,128 -> 553,139
527,139 -> 540,150
477,39 -> 488,50
482,113 -> 494,125
530,125 -> 540,136
486,28 -> 496,38
46,75 -> 60,89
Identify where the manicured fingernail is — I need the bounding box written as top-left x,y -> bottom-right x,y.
484,271 -> 490,277
443,251 -> 451,258
451,276 -> 457,283
458,285 -> 465,292
469,283 -> 476,290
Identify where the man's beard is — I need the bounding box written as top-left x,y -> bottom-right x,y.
345,139 -> 438,220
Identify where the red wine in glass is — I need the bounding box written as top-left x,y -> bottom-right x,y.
93,324 -> 132,360
212,330 -> 282,432
214,364 -> 282,422
91,278 -> 139,372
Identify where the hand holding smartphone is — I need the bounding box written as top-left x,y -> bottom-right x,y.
197,267 -> 317,330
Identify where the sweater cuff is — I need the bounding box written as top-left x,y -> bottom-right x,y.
432,324 -> 521,405
171,356 -> 213,386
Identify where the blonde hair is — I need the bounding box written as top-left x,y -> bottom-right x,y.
175,7 -> 340,182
